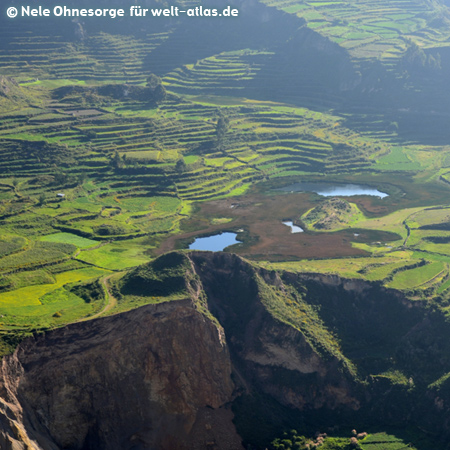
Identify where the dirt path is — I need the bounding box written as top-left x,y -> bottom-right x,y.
79,274 -> 118,322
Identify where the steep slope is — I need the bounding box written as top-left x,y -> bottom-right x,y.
2,252 -> 450,448
187,252 -> 358,404
0,298 -> 240,450
0,76 -> 36,111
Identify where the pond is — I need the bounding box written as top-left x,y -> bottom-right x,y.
189,232 -> 240,251
279,182 -> 388,198
282,221 -> 303,233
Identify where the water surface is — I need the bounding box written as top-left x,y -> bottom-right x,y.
189,232 -> 240,251
279,182 -> 388,198
282,221 -> 304,233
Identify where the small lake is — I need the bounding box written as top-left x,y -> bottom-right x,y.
283,221 -> 303,233
279,182 -> 388,198
189,232 -> 240,251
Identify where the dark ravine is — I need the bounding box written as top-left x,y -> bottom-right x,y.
1,251 -> 450,449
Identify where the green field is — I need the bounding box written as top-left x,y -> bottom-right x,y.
76,238 -> 152,270
388,261 -> 446,290
40,232 -> 99,248
0,267 -> 110,327
360,432 -> 424,450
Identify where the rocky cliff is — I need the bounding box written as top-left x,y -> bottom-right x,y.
1,251 -> 450,449
0,298 -> 241,450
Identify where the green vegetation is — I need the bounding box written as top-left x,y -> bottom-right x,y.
119,252 -> 190,298
271,430 -> 356,450
75,240 -> 151,270
302,198 -> 364,230
261,0 -> 449,62
39,232 -> 99,248
360,433 -> 418,450
387,261 -> 446,290
0,267 -> 110,328
0,235 -> 27,258
0,1 -> 448,319
269,430 -> 423,450
255,273 -> 354,374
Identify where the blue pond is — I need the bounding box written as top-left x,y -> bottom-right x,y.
279,182 -> 388,198
282,221 -> 303,233
189,232 -> 240,252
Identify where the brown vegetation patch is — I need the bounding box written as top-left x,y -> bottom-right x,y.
157,193 -> 371,261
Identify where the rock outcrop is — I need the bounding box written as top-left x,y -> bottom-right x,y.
0,299 -> 241,450
189,252 -> 360,413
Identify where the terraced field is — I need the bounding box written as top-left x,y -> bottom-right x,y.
262,0 -> 449,60
0,0 -> 450,359
361,432 -> 419,450
0,21 -> 169,84
1,84 -> 387,333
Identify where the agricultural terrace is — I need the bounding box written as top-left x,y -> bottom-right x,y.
1,1 -> 450,349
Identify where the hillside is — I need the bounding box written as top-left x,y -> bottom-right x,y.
0,0 -> 449,347
1,252 -> 450,449
301,197 -> 363,230
2,0 -> 450,141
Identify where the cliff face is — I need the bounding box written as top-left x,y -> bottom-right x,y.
0,251 -> 363,449
2,251 -> 450,449
0,299 -> 241,450
189,252 -> 359,414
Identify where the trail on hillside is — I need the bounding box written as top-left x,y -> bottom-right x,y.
79,275 -> 118,321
